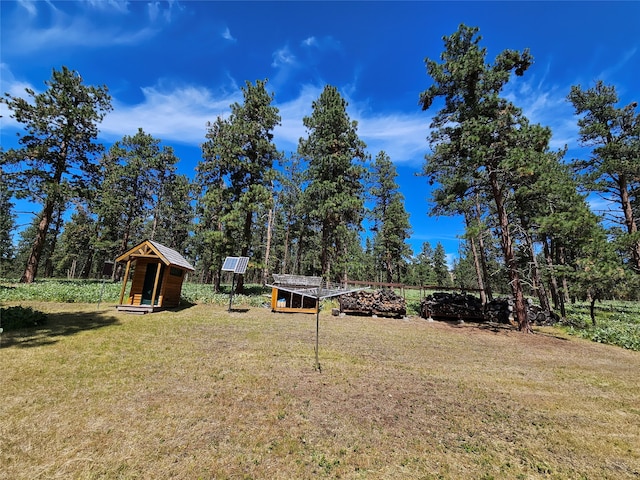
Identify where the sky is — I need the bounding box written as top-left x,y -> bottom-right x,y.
1,1 -> 639,264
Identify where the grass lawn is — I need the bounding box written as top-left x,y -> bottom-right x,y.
1,302 -> 639,479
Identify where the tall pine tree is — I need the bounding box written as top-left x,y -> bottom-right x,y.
199,80 -> 280,292
298,85 -> 367,282
370,151 -> 412,283
1,67 -> 112,282
420,24 -> 535,332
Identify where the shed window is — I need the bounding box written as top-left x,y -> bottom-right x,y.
170,267 -> 183,277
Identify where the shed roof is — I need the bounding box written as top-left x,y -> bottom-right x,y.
115,239 -> 195,271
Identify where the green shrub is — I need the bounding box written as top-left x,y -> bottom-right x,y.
562,301 -> 640,351
1,306 -> 48,331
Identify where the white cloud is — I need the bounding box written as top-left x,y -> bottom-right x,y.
0,64 -> 37,130
17,0 -> 38,16
101,83 -> 241,144
85,0 -> 130,14
503,74 -> 581,156
302,36 -> 317,47
1,62 -> 428,168
2,1 -> 166,55
356,113 -> 428,165
271,46 -> 296,68
602,47 -> 638,79
222,26 -> 236,42
272,83 -> 430,164
300,35 -> 341,51
8,17 -> 157,54
272,84 -> 320,151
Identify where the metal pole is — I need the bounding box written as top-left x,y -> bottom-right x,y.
315,291 -> 321,372
97,278 -> 105,310
228,273 -> 235,312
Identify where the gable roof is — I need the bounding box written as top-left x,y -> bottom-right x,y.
115,239 -> 195,271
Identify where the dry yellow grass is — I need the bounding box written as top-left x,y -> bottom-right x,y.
1,301 -> 639,479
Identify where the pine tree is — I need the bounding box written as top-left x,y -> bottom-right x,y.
0,181 -> 15,276
568,81 -> 640,272
298,85 -> 367,282
199,80 -> 280,292
420,24 -> 535,332
433,242 -> 452,287
0,66 -> 112,282
95,128 -> 178,276
370,151 -> 412,283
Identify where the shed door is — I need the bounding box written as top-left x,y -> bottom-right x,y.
141,263 -> 165,305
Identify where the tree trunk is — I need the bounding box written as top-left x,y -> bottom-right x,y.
44,207 -> 65,278
543,237 -> 564,317
589,292 -> 598,326
282,221 -> 290,275
321,220 -> 330,279
618,175 -> 640,272
475,198 -> 493,301
235,210 -> 253,294
262,207 -> 273,284
21,200 -> 56,283
470,235 -> 487,304
465,212 -> 486,304
523,227 -> 551,316
557,245 -> 571,304
81,248 -> 94,279
489,171 -> 530,332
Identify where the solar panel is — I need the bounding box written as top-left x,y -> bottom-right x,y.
235,256 -> 249,274
221,257 -> 238,272
222,256 -> 250,274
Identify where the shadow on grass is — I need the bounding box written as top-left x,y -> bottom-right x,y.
229,308 -> 250,313
0,309 -> 120,349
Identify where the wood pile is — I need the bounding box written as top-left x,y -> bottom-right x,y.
339,289 -> 406,318
526,300 -> 561,326
484,297 -> 514,324
420,292 -> 484,320
422,294 -> 561,325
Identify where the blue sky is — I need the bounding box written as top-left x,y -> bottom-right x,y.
1,1 -> 639,263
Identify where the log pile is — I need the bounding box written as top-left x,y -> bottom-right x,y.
339,289 -> 406,318
420,292 -> 484,320
484,297 -> 514,324
421,293 -> 561,325
526,300 -> 561,326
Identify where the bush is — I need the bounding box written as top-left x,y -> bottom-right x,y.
1,306 -> 48,331
562,301 -> 640,351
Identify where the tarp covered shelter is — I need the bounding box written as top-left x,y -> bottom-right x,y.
116,240 -> 194,313
268,274 -> 322,314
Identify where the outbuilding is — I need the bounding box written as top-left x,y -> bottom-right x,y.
115,239 -> 194,313
268,274 -> 322,314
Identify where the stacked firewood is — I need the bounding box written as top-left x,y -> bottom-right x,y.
339,289 -> 406,317
420,292 -> 484,320
422,294 -> 561,325
484,297 -> 514,324
526,301 -> 561,326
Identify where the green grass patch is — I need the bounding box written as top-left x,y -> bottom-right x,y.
2,279 -> 640,351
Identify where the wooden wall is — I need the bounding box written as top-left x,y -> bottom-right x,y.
126,260 -> 186,308
159,266 -> 185,308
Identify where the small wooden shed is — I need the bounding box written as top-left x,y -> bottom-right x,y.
116,240 -> 194,313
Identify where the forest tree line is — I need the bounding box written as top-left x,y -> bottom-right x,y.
1,25 -> 638,332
